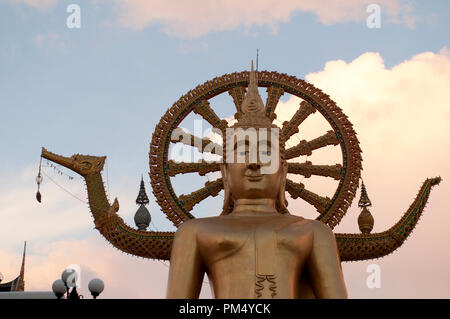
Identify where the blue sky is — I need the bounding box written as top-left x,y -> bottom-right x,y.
0,0 -> 448,174
0,0 -> 449,298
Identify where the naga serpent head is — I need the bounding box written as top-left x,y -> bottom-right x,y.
41,147 -> 106,177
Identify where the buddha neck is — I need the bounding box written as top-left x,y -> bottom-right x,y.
231,198 -> 278,216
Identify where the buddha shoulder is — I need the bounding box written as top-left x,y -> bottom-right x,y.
172,218 -> 202,239
173,215 -> 332,237
273,216 -> 335,242
172,217 -> 220,240
308,219 -> 336,243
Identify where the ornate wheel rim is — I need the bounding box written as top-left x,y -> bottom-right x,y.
150,70 -> 362,229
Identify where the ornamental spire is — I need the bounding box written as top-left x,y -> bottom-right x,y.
241,60 -> 265,114
134,176 -> 151,231
136,175 -> 149,205
358,180 -> 372,208
358,179 -> 374,234
233,61 -> 272,129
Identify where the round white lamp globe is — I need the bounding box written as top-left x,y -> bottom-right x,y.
88,278 -> 104,299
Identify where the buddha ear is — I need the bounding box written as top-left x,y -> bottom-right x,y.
220,164 -> 232,215
220,163 -> 227,186
277,160 -> 289,214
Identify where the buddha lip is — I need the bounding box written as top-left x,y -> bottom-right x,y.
246,175 -> 263,181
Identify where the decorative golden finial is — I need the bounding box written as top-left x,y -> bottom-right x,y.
358,180 -> 374,234
241,60 -> 264,113
358,180 -> 372,207
233,60 -> 272,129
134,176 -> 151,231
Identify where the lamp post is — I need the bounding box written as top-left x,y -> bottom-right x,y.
61,268 -> 79,299
52,268 -> 104,299
88,278 -> 104,299
51,279 -> 66,299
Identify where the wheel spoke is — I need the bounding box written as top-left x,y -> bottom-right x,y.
179,178 -> 224,211
285,130 -> 339,159
228,86 -> 247,117
167,160 -> 221,176
288,161 -> 342,180
193,99 -> 228,135
280,101 -> 316,143
285,179 -> 331,214
265,86 -> 284,122
170,129 -> 223,155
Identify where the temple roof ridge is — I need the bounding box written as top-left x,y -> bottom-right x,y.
0,241 -> 26,292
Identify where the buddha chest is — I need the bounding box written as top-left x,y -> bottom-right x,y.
197,215 -> 314,269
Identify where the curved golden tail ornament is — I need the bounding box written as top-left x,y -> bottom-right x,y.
41,148 -> 440,262
41,148 -> 173,260
336,177 -> 441,261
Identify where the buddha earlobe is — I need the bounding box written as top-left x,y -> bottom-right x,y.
277,160 -> 289,214
220,164 -> 232,215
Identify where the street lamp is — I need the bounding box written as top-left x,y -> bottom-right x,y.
51,279 -> 66,299
61,268 -> 80,299
88,278 -> 104,299
52,268 -> 104,299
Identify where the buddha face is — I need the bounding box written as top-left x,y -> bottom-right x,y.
222,135 -> 287,200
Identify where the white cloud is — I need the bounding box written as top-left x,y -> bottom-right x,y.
3,0 -> 417,37
0,237 -> 214,298
0,165 -> 195,298
0,238 -> 167,298
0,165 -> 91,248
304,50 -> 450,164
114,0 -> 416,37
0,163 -> 174,252
277,48 -> 450,297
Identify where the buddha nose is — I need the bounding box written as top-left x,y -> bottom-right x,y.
247,162 -> 261,170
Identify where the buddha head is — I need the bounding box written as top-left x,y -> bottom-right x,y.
221,62 -> 288,214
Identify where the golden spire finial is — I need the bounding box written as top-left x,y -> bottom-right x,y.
240,60 -> 265,114
234,61 -> 271,129
358,180 -> 374,234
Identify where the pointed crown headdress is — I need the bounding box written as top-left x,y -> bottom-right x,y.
225,61 -> 285,158
233,61 -> 275,129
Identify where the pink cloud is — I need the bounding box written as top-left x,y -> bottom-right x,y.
275,48 -> 450,297
114,0 -> 416,37
3,0 -> 417,36
0,237 -> 212,298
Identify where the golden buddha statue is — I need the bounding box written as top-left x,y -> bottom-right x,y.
40,62 -> 441,300
166,63 -> 347,299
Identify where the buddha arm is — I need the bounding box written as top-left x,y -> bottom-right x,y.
166,221 -> 205,298
41,148 -> 441,263
307,220 -> 348,299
